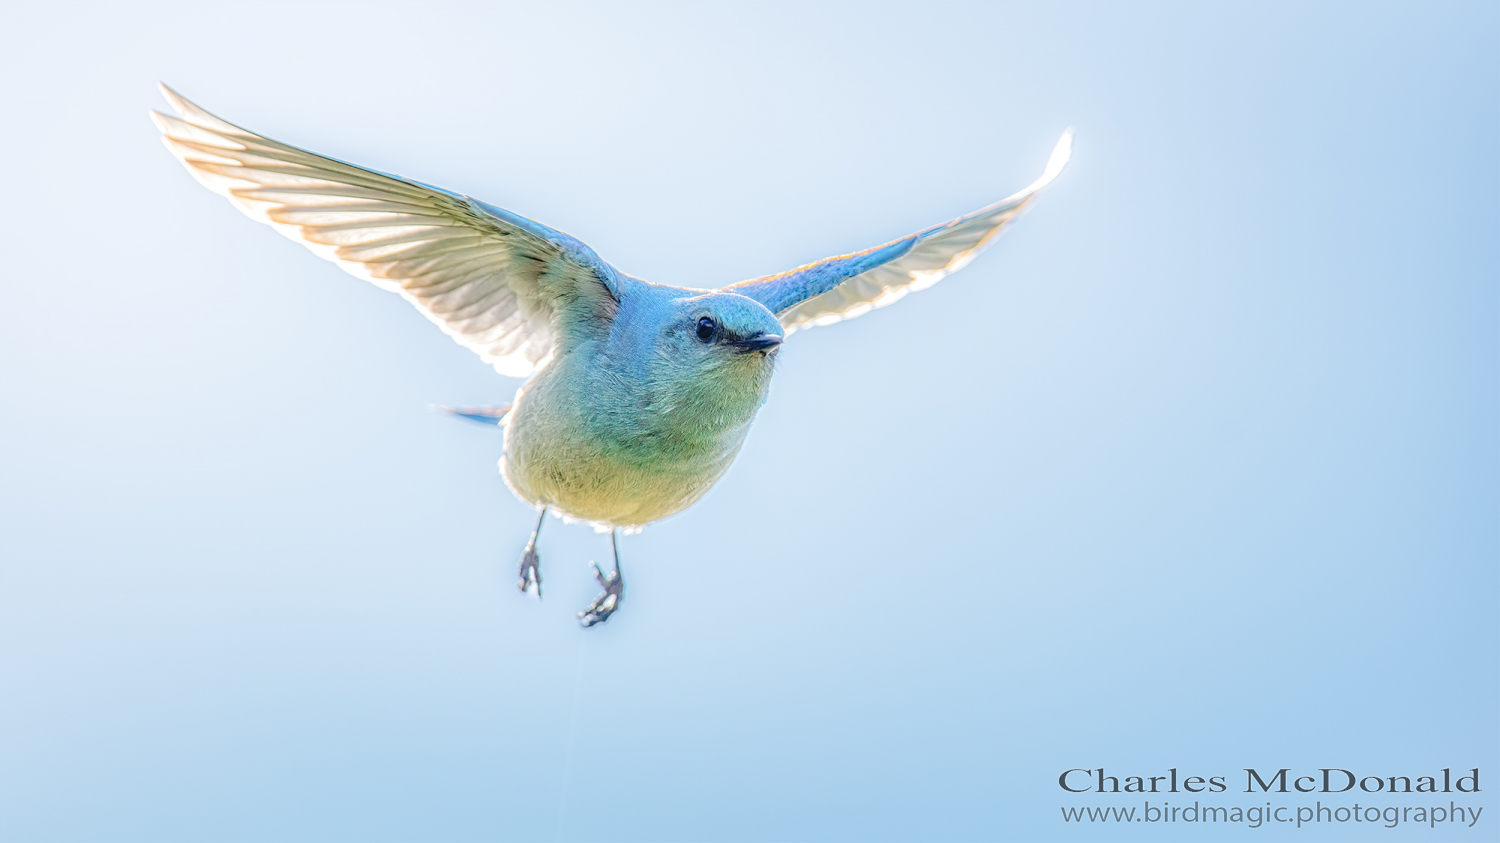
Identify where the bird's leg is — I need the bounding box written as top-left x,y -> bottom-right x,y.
579,529 -> 625,628
517,506 -> 547,598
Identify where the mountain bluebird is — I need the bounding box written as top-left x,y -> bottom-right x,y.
151,85 -> 1071,627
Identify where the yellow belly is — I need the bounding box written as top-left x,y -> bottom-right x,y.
499,387 -> 747,529
500,445 -> 730,528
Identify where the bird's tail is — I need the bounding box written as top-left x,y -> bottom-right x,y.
433,404 -> 513,427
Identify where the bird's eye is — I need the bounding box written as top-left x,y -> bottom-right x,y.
695,316 -> 717,342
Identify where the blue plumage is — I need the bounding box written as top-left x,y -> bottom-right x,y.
151,84 -> 1071,626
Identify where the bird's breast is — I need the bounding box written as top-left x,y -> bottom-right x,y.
498,366 -> 761,528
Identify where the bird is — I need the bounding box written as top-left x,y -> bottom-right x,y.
150,84 -> 1072,627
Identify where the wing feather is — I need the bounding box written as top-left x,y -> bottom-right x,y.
151,85 -> 621,377
728,131 -> 1072,334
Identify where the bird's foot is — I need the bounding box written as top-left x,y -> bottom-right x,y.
578,560 -> 624,627
517,543 -> 542,598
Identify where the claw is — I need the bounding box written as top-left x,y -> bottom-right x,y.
517,543 -> 542,598
579,560 -> 624,627
516,507 -> 547,599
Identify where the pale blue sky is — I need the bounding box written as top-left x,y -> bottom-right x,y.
1,2 -> 1495,841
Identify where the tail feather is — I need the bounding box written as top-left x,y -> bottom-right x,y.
434,404 -> 512,427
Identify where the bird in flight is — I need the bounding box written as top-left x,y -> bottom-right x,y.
151,85 -> 1071,627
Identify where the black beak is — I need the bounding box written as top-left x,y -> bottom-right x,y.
733,332 -> 784,353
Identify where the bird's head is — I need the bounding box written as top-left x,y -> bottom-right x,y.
634,290 -> 784,421
664,291 -> 784,369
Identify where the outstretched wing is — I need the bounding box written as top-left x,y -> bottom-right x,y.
727,131 -> 1071,335
151,85 -> 621,377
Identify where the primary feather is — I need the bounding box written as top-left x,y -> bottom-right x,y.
150,84 -> 620,378
728,130 -> 1072,333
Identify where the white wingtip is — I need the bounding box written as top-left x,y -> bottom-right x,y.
999,128 -> 1073,205
156,82 -> 242,134
1039,128 -> 1073,186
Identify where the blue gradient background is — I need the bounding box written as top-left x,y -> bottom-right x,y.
1,2 -> 1495,841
